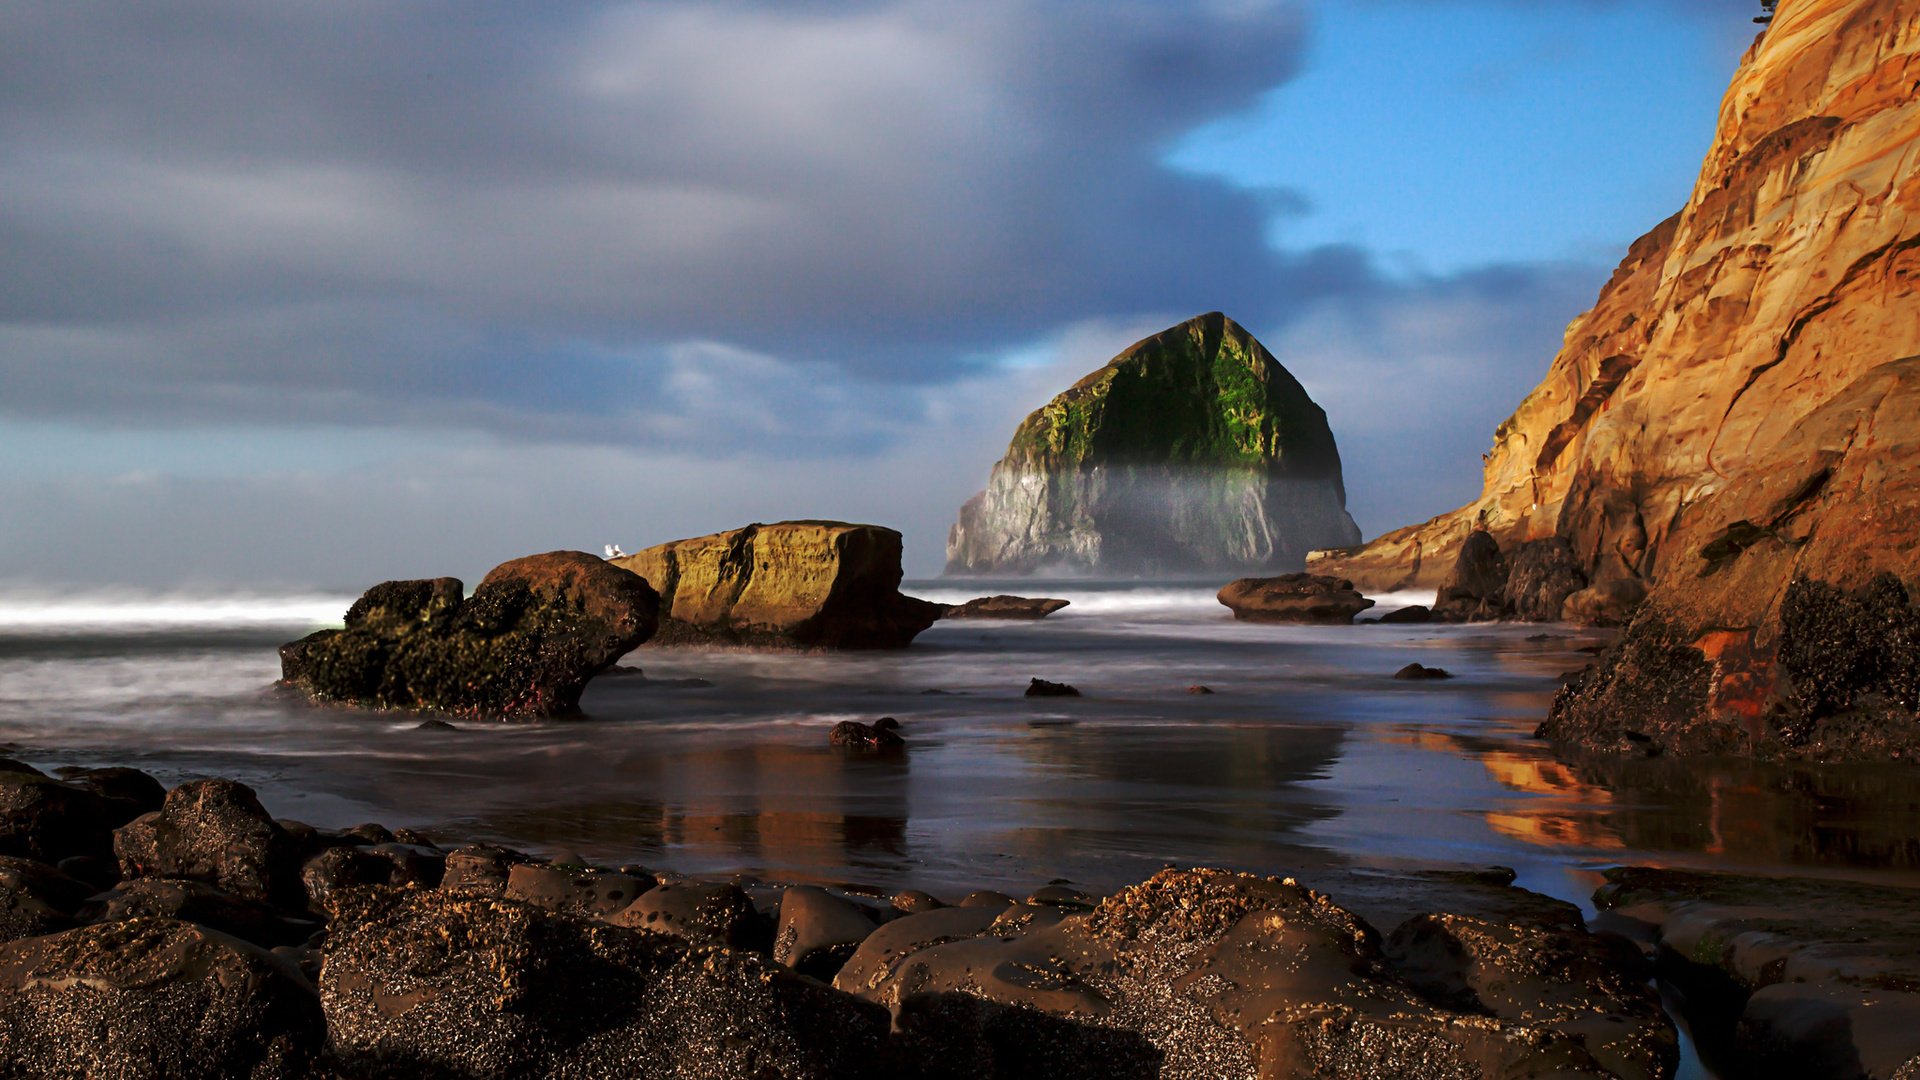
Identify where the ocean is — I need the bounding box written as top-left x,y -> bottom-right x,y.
5,580 -> 1916,911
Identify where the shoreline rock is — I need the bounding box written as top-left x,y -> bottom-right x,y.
614,521 -> 942,650
20,758 -> 1920,1078
939,595 -> 1070,620
1217,573 -> 1374,624
279,551 -> 660,720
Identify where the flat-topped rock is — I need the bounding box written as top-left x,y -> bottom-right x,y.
940,595 -> 1070,620
614,521 -> 942,649
1218,573 -> 1374,624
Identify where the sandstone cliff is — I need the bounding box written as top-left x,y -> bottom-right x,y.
946,312 -> 1360,576
1313,0 -> 1920,603
613,521 -> 942,649
1315,0 -> 1920,758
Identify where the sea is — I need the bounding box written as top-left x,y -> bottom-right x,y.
8,579 -> 1919,1076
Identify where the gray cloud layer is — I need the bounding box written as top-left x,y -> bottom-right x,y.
0,0 -> 1676,585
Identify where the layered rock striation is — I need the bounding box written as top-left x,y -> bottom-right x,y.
947,312 -> 1360,577
1312,0 -> 1920,757
614,521 -> 942,649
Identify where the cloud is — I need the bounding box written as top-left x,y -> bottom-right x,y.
0,0 -> 1339,434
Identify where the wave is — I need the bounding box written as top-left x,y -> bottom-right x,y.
0,591 -> 354,632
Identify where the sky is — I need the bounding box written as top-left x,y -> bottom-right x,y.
0,0 -> 1763,588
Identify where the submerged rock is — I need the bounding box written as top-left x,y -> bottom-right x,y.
1217,573 -> 1374,624
1595,867 -> 1920,1079
1025,678 -> 1080,698
829,718 -> 905,751
940,595 -> 1071,620
614,521 -> 941,649
280,550 -> 660,719
1393,663 -> 1453,681
947,312 -> 1360,577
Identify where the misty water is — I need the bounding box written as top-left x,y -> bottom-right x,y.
5,580 -> 1917,917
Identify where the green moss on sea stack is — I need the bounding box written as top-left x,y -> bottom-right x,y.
947,313 -> 1359,576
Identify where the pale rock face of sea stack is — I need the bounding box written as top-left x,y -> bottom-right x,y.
945,312 -> 1361,577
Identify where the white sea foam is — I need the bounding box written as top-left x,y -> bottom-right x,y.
0,591 -> 353,632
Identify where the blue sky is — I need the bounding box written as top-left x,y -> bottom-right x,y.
0,0 -> 1762,586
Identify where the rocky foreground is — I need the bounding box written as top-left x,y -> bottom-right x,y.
4,758 -> 1916,1078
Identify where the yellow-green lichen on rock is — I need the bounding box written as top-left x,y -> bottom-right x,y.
947,312 -> 1360,576
614,521 -> 942,649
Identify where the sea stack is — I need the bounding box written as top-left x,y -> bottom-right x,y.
946,312 -> 1361,576
1312,0 -> 1920,759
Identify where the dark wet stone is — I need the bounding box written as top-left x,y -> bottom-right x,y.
54,854 -> 119,891
1393,663 -> 1454,681
1378,604 -> 1433,624
113,779 -> 302,906
1432,530 -> 1511,622
0,917 -> 324,1079
439,843 -> 537,896
1025,678 -> 1080,698
1505,537 -> 1589,622
890,889 -> 945,916
774,885 -> 879,980
301,843 -> 445,910
414,718 -> 457,731
0,770 -> 112,864
80,878 -> 315,948
830,718 -> 906,750
52,766 -> 167,827
0,856 -> 91,943
609,880 -> 762,950
280,552 -> 660,720
1187,684 -> 1215,695
959,890 -> 1017,909
503,862 -> 651,919
835,904 -> 1013,997
941,595 -> 1071,620
1027,885 -> 1097,909
1217,573 -> 1375,624
321,889 -> 888,1078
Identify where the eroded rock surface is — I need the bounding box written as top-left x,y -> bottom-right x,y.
1308,0 -> 1920,757
948,312 -> 1360,577
941,595 -> 1071,620
1218,573 -> 1374,624
615,521 -> 941,649
280,551 -> 659,718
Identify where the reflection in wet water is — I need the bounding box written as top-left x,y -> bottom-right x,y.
2,585 -> 1918,900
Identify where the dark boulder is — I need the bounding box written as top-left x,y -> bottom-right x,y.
1505,538 -> 1589,622
1217,574 -> 1375,624
1393,663 -> 1454,681
280,551 -> 660,719
0,856 -> 91,943
301,843 -> 445,910
609,880 -> 763,950
1432,530 -> 1511,622
1025,678 -> 1080,698
0,769 -> 113,864
440,843 -> 538,895
321,889 -> 888,1079
830,718 -> 905,750
114,779 -> 302,906
0,917 -> 324,1079
1377,604 -> 1432,624
79,879 -> 314,948
774,885 -> 879,980
941,596 -> 1071,620
503,862 -> 652,919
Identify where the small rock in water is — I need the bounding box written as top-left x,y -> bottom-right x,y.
941,595 -> 1071,620
829,719 -> 905,751
1186,685 -> 1215,695
599,665 -> 647,678
1394,663 -> 1454,681
414,719 -> 456,731
1025,678 -> 1080,698
1378,604 -> 1433,625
